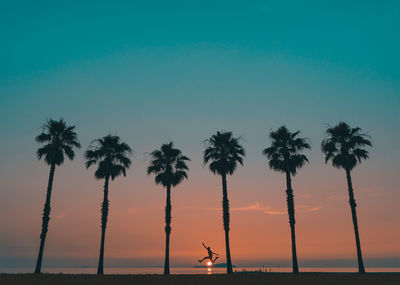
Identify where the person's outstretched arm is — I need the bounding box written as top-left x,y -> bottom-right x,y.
202,242 -> 207,249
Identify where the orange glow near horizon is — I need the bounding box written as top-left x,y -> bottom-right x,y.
1,148 -> 399,268
207,261 -> 212,266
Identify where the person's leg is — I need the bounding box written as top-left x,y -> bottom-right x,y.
198,257 -> 208,263
212,256 -> 219,263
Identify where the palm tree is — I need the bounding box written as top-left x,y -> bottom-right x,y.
203,131 -> 245,274
34,118 -> 81,274
263,126 -> 310,274
84,135 -> 132,275
147,142 -> 190,275
321,122 -> 372,273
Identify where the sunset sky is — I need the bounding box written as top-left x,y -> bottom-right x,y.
1,1 -> 399,269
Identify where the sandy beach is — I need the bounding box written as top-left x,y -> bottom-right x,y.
1,273 -> 399,285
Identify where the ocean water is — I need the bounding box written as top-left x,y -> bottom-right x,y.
1,267 -> 400,274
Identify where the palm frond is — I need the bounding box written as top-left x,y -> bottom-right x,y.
35,118 -> 80,166
263,126 -> 310,175
203,131 -> 245,176
147,142 -> 190,188
321,122 -> 372,170
85,134 -> 132,181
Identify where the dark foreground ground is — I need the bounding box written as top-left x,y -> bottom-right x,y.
1,273 -> 399,285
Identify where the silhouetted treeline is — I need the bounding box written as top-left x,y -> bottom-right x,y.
34,119 -> 372,275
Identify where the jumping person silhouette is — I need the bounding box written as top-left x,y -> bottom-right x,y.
198,242 -> 219,263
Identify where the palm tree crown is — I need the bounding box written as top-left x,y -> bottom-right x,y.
263,126 -> 310,175
203,131 -> 245,175
85,135 -> 132,180
36,118 -> 81,165
147,142 -> 190,187
321,122 -> 372,171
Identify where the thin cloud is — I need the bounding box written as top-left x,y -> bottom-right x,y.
206,203 -> 271,212
304,206 -> 323,212
54,214 -> 66,221
297,205 -> 323,213
127,208 -> 137,214
231,203 -> 270,212
231,203 -> 287,215
360,188 -> 383,198
326,194 -> 347,201
264,210 -> 286,215
206,203 -> 322,215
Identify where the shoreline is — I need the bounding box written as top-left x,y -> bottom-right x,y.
1,273 -> 400,285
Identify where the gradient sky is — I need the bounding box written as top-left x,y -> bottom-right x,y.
1,1 -> 400,270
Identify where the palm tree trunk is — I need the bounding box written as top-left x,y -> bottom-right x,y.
164,184 -> 172,275
285,171 -> 299,273
97,176 -> 109,275
35,163 -> 56,274
345,169 -> 365,273
221,173 -> 233,274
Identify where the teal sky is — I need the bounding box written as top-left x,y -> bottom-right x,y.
1,1 -> 400,270
1,1 -> 399,152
